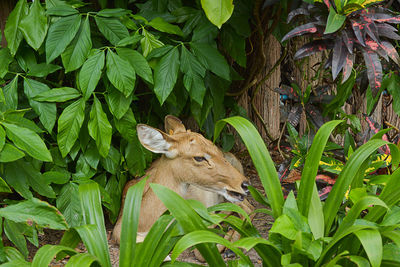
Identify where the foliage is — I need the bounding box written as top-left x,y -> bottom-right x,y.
0,0 -> 251,259
282,0 -> 400,99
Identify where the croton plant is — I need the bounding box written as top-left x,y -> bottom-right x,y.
282,0 -> 400,98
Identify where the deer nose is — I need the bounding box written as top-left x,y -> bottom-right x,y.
241,181 -> 250,195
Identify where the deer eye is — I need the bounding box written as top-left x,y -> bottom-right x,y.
194,156 -> 207,162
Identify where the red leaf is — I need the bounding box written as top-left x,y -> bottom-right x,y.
351,20 -> 366,46
365,38 -> 388,61
376,23 -> 400,40
323,0 -> 331,9
332,38 -> 348,80
363,17 -> 380,43
380,41 -> 400,66
294,40 -> 333,60
281,23 -> 318,42
342,53 -> 355,84
374,15 -> 400,24
361,49 -> 382,98
287,8 -> 310,23
342,31 -> 354,53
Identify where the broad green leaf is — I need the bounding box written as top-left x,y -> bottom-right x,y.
4,113 -> 43,133
4,161 -> 32,199
148,17 -> 183,36
65,253 -> 100,267
57,98 -> 85,157
355,229 -> 382,267
386,74 -> 400,117
100,145 -> 120,175
57,182 -> 82,227
105,85 -> 133,119
323,139 -> 389,233
61,16 -> 92,73
2,122 -> 52,162
153,47 -> 180,105
4,0 -> 28,55
19,0 -> 48,50
171,230 -> 250,264
0,144 -> 25,162
97,8 -> 130,17
117,34 -> 143,47
151,184 -> 225,266
46,14 -> 81,63
214,117 -> 284,218
140,29 -> 164,57
88,95 -> 112,158
119,178 -> 147,267
208,203 -> 251,222
46,5 -> 78,16
220,26 -> 246,67
23,78 -> 57,132
180,46 -> 206,105
27,63 -> 62,77
0,198 -> 67,229
116,47 -> 153,84
308,184 -> 324,240
0,125 -> 5,151
298,120 -> 342,216
33,87 -> 81,102
191,42 -> 230,80
0,177 -> 11,193
4,220 -> 28,259
2,75 -> 18,110
324,6 -> 346,34
43,171 -> 70,184
0,48 -> 13,78
106,49 -> 136,97
79,49 -> 105,100
95,16 -> 129,45
200,0 -> 234,28
78,183 -> 111,267
32,245 -> 76,267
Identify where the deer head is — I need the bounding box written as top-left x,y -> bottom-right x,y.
137,115 -> 249,202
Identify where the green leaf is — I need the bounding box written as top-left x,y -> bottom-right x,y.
79,49 -> 105,100
200,0 -> 234,29
2,75 -> 18,110
355,229 -> 382,267
0,125 -> 5,151
148,17 -> 183,36
95,16 -> 129,45
46,5 -> 78,16
57,98 -> 85,157
4,113 -> 43,133
4,161 -> 32,199
4,0 -> 28,56
386,74 -> 400,117
32,245 -> 76,267
214,117 -> 284,219
46,14 -> 81,63
116,47 -> 153,84
97,8 -> 130,17
297,120 -> 342,216
0,48 -> 13,78
23,78 -> 57,132
153,47 -> 180,105
57,182 -> 82,227
180,46 -> 206,105
190,42 -> 230,80
61,16 -> 92,73
4,219 -> 28,259
106,49 -> 136,97
27,63 -> 62,77
0,177 -> 12,193
19,0 -> 48,50
105,85 -> 133,119
0,144 -> 25,162
88,95 -> 112,158
78,183 -> 111,267
0,198 -> 68,229
324,6 -> 346,34
119,178 -> 147,267
64,253 -> 100,267
33,87 -> 81,102
100,145 -> 120,175
171,230 -> 250,264
140,29 -> 164,57
42,171 -> 70,184
117,34 -> 143,47
2,122 -> 52,162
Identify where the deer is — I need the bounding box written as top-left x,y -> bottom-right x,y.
112,115 -> 250,244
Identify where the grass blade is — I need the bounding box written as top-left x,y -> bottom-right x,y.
119,178 -> 147,267
214,116 -> 284,218
297,120 -> 342,216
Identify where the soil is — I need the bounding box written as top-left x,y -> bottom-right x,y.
15,150 -> 277,266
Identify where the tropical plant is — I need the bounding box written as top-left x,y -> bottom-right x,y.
0,0 -> 251,259
282,0 -> 400,100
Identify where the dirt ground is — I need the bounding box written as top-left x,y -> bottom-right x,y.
20,150 -> 275,266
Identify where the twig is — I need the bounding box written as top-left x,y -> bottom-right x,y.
278,121 -> 290,159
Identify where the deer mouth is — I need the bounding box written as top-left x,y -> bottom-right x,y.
225,189 -> 246,202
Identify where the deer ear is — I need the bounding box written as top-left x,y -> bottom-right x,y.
164,115 -> 186,135
137,124 -> 178,158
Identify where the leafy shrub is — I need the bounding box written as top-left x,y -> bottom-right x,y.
0,0 -> 250,257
